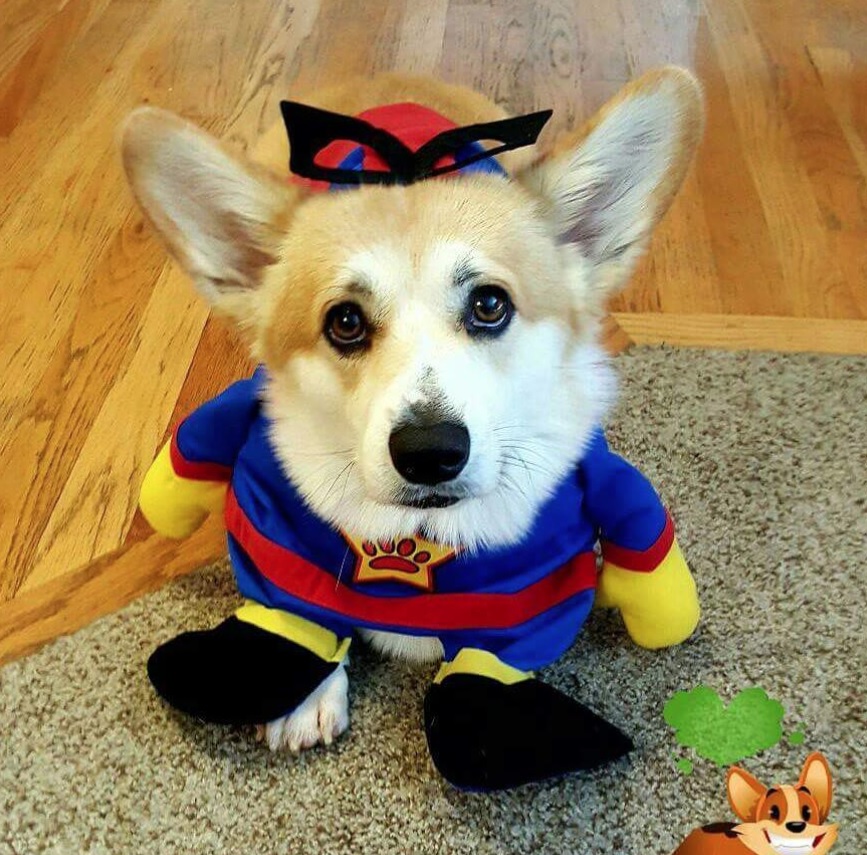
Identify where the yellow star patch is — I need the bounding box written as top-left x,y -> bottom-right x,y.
343,533 -> 457,591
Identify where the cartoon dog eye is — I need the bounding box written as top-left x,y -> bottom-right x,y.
802,805 -> 812,821
769,805 -> 781,821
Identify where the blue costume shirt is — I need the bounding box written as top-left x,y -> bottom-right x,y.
170,370 -> 674,671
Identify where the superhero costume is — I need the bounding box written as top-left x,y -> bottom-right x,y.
142,101 -> 700,790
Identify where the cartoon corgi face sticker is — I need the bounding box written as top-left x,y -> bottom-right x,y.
727,754 -> 838,855
345,532 -> 457,590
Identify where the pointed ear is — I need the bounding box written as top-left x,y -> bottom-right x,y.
727,765 -> 767,822
520,67 -> 703,296
798,753 -> 833,822
121,107 -> 301,323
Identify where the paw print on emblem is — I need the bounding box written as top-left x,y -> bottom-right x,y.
345,532 -> 457,590
362,538 -> 432,574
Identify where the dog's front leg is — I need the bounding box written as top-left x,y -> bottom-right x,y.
258,662 -> 350,752
147,601 -> 352,748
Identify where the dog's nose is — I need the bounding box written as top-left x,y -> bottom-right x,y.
389,421 -> 470,485
785,822 -> 807,833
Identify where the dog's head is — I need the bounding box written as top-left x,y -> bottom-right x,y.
727,753 -> 838,855
123,69 -> 702,547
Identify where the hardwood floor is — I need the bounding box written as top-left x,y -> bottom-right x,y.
1,0 -> 865,664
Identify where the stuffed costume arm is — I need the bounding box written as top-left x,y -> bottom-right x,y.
140,375 -> 261,539
579,431 -> 700,649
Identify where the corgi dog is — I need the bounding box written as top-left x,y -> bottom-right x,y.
123,70 -> 703,790
673,753 -> 838,855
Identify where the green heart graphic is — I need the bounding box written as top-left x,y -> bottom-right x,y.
664,686 -> 785,766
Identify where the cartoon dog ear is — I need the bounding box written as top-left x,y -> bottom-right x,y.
519,66 -> 703,298
727,765 -> 767,822
121,107 -> 302,325
798,753 -> 833,823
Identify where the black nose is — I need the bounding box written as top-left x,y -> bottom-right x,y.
389,421 -> 470,485
785,822 -> 807,833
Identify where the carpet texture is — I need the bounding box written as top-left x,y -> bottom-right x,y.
2,347 -> 866,855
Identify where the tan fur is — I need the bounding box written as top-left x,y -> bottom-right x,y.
251,72 -> 558,369
122,107 -> 300,276
729,765 -> 772,821
259,176 -> 577,371
798,753 -> 833,823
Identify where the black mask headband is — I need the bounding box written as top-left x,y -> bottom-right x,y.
280,100 -> 552,186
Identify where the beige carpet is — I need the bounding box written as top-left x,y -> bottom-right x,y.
2,348 -> 866,855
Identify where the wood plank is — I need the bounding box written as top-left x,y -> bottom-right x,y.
0,0 -> 325,598
19,267 -> 207,593
747,8 -> 867,319
0,516 -> 226,666
678,12 -> 787,316
807,46 -> 867,308
601,314 -> 634,354
703,0 -> 854,320
614,313 -> 867,354
0,0 -> 111,138
392,0 -> 450,74
0,214 -> 170,600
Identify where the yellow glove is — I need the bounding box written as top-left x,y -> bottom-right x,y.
596,540 -> 700,649
139,442 -> 227,539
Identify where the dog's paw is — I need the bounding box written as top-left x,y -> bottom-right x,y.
256,664 -> 349,753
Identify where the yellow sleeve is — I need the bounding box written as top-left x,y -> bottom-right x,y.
596,540 -> 700,649
139,442 -> 228,539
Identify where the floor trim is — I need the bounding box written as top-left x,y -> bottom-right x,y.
614,313 -> 867,355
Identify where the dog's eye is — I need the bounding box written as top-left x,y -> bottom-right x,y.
324,302 -> 369,351
801,805 -> 811,822
466,285 -> 513,336
769,805 -> 781,821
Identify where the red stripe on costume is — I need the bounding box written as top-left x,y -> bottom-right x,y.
224,489 -> 597,631
600,512 -> 675,573
170,430 -> 233,482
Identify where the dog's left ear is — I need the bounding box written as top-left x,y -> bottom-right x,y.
519,67 -> 703,296
798,753 -> 833,823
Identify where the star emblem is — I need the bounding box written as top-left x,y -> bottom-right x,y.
343,534 -> 457,591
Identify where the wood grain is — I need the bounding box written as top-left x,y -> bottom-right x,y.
0,517 -> 226,666
1,0 -> 866,663
615,313 -> 867,354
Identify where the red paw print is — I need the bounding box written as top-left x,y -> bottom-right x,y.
361,537 -> 432,575
345,531 -> 455,590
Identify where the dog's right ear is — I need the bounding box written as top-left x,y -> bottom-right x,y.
121,107 -> 301,324
727,765 -> 767,822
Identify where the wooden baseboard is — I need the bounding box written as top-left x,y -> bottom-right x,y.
0,518 -> 226,666
614,313 -> 867,355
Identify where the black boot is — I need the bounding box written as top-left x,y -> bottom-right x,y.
147,616 -> 339,725
424,674 -> 633,791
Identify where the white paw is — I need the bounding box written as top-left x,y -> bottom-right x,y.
256,664 -> 349,753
